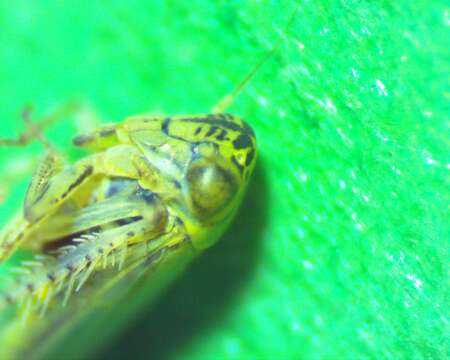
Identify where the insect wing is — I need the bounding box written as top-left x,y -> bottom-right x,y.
0,237 -> 195,360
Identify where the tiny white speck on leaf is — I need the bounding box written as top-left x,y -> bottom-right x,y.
375,79 -> 388,96
296,41 -> 305,50
296,227 -> 305,238
258,96 -> 268,107
291,321 -> 301,332
298,171 -> 308,183
444,10 -> 450,26
406,273 -> 423,290
391,165 -> 401,175
324,98 -> 337,114
351,67 -> 360,79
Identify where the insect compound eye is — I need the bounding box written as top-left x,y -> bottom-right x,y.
186,161 -> 238,221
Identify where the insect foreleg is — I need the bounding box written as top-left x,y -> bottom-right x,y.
0,103 -> 81,147
94,215 -> 193,297
72,124 -> 123,151
24,150 -> 64,213
24,145 -> 153,224
0,212 -> 30,262
0,151 -> 65,263
24,190 -> 157,251
0,192 -> 168,312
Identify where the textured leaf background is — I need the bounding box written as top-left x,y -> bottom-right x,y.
0,1 -> 448,359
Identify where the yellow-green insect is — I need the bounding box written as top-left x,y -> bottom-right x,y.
0,104 -> 256,356
0,6 -> 298,358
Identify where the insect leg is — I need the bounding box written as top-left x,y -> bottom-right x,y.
0,103 -> 81,147
23,145 -> 155,224
94,217 -> 193,299
0,151 -> 66,262
0,212 -> 29,262
0,103 -> 83,204
72,124 -> 124,151
0,193 -> 168,311
71,114 -> 167,151
24,188 -> 157,251
4,145 -> 156,261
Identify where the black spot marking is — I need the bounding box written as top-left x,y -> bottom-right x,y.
99,128 -> 116,137
194,127 -> 202,136
231,155 -> 244,174
47,273 -> 56,282
245,148 -> 256,166
116,216 -> 143,226
242,121 -> 256,139
66,263 -> 75,272
136,187 -> 156,204
206,126 -> 219,137
127,231 -> 135,237
42,231 -> 84,253
216,129 -> 228,141
173,180 -> 181,189
162,117 -> 171,135
73,135 -> 95,146
183,115 -> 242,132
233,134 -> 252,150
163,115 -> 255,149
90,225 -> 102,233
97,247 -> 104,254
61,166 -> 94,200
85,254 -> 92,263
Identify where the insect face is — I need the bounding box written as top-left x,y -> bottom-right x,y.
134,114 -> 255,213
125,113 -> 256,250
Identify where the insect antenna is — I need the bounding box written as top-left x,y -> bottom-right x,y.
212,4 -> 300,114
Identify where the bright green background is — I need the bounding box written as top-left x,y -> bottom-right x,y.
0,1 -> 449,359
